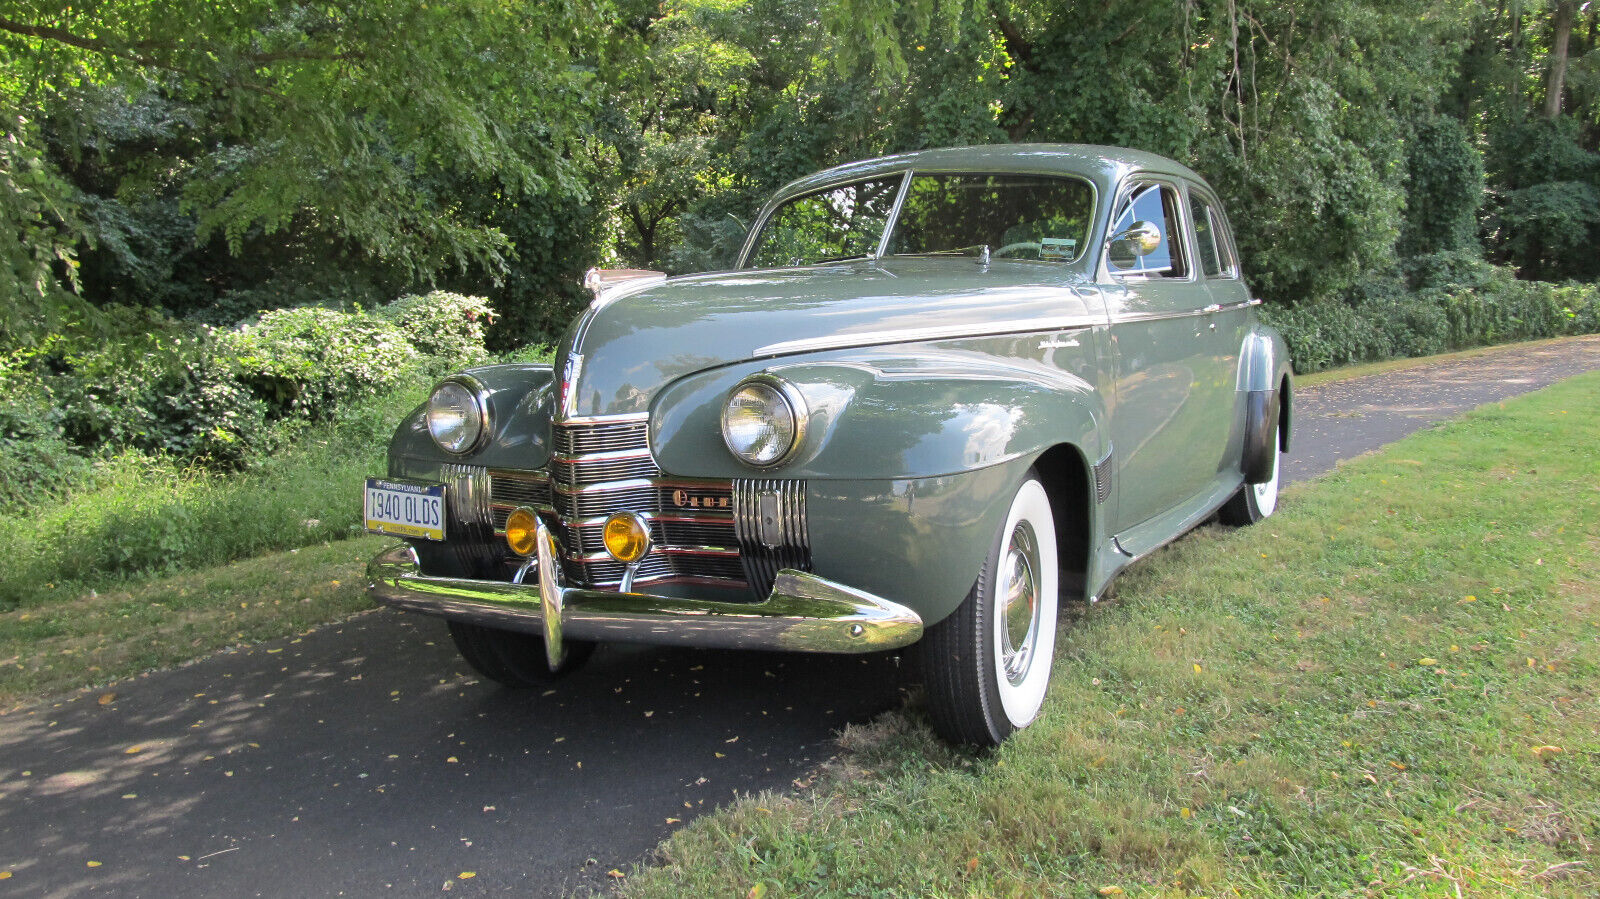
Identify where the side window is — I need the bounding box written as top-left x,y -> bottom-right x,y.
1190,194 -> 1237,279
1107,183 -> 1188,278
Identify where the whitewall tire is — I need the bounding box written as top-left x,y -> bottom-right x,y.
917,474 -> 1058,746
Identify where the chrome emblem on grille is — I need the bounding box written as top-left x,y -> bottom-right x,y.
672,488 -> 730,510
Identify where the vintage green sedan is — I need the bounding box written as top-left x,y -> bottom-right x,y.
365,144 -> 1292,745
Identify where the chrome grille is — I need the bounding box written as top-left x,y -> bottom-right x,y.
550,452 -> 660,488
538,418 -> 749,592
733,478 -> 812,595
553,420 -> 650,455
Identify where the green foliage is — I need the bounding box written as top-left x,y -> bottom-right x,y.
1399,113 -> 1484,257
2,0 -> 605,344
1264,257 -> 1600,373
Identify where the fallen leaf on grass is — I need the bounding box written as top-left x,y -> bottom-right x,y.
86,861 -> 102,868
965,857 -> 979,874
607,869 -> 626,879
98,693 -> 116,705
1098,887 -> 1124,896
1530,745 -> 1563,757
1390,761 -> 1407,771
1418,658 -> 1438,667
458,872 -> 475,879
747,884 -> 768,899
1192,663 -> 1203,674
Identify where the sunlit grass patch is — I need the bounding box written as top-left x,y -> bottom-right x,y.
624,372 -> 1600,897
0,536 -> 384,708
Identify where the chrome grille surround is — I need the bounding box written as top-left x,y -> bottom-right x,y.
416,417 -> 810,596
732,478 -> 812,596
509,415 -> 751,592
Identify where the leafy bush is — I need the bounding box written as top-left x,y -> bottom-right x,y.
213,306 -> 415,421
1265,259 -> 1600,373
0,291 -> 497,508
375,291 -> 495,366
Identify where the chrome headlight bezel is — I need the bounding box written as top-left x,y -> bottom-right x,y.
426,374 -> 491,456
721,373 -> 807,469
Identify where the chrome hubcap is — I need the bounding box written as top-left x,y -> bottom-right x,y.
999,523 -> 1040,685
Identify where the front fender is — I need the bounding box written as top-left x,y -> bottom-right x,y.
389,363 -> 557,474
648,348 -> 1109,480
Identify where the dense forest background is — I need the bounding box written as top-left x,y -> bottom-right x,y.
5,0 -> 1598,344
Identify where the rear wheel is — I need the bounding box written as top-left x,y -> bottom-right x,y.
1220,415 -> 1281,525
448,621 -> 595,687
917,475 -> 1058,746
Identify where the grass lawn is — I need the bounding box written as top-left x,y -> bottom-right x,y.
621,372 -> 1600,897
0,536 -> 384,709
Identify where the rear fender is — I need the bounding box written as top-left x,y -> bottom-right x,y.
1237,325 -> 1293,481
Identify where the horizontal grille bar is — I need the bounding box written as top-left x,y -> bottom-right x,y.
553,419 -> 649,455
551,454 -> 661,487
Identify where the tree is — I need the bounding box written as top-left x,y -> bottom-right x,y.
1,0 -> 606,340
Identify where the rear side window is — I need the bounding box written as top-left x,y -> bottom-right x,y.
1190,194 -> 1238,279
1107,183 -> 1188,278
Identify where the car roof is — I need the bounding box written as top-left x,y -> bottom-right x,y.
772,143 -> 1206,200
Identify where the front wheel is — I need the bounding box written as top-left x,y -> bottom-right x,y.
448,621 -> 595,687
916,474 -> 1059,746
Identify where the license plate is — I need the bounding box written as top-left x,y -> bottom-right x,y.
364,478 -> 447,541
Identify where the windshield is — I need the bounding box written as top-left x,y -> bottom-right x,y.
744,177 -> 903,268
745,171 -> 1095,269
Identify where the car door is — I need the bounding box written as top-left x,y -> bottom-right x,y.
1102,178 -> 1235,534
1188,185 -> 1255,467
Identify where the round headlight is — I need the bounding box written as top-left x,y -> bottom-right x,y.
427,377 -> 487,455
721,376 -> 804,467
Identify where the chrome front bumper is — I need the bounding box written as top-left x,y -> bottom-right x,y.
366,524 -> 924,666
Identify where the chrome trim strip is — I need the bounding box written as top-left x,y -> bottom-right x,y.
554,412 -> 650,426
753,318 -> 1100,358
550,448 -> 654,464
873,170 -> 914,260
569,547 -> 740,563
550,476 -> 732,497
368,542 -> 923,654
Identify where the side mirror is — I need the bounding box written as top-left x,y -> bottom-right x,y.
1108,221 -> 1162,265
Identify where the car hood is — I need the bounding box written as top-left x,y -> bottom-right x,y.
560,258 -> 1100,418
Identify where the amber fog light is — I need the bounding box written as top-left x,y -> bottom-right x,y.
505,508 -> 540,557
602,512 -> 652,563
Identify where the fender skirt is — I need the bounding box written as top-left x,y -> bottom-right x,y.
1241,388 -> 1280,484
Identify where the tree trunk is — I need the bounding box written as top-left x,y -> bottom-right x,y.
1543,1 -> 1576,119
